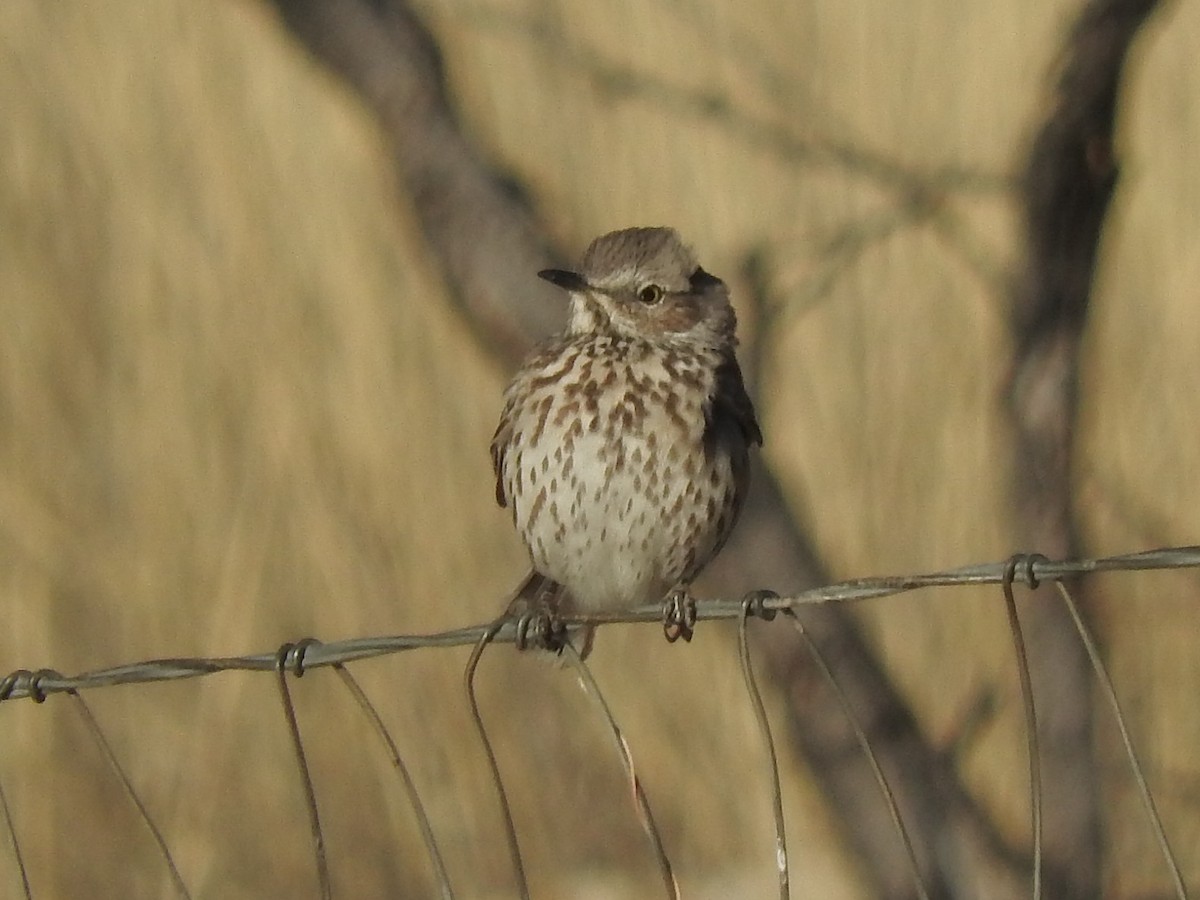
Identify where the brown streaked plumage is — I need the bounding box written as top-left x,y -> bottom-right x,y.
491,227 -> 761,652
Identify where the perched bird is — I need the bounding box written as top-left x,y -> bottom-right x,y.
491,227 -> 761,654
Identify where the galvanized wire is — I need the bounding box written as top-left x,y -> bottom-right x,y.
1053,580 -> 1188,900
785,611 -> 931,900
738,595 -> 789,900
1001,556 -> 1043,900
2,544 -> 1198,899
275,642 -> 331,900
464,616 -> 531,900
331,663 -> 456,900
561,643 -> 679,899
70,689 -> 192,899
3,546 -> 1196,704
0,773 -> 30,900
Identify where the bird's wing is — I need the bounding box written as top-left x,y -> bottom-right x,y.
490,399 -> 514,508
707,356 -> 763,450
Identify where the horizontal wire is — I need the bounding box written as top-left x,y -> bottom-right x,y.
2,545 -> 1198,703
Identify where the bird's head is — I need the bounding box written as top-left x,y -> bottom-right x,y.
540,227 -> 737,351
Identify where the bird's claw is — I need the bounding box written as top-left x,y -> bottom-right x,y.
662,589 -> 697,643
513,608 -> 569,653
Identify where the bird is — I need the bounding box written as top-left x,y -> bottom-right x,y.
490,226 -> 762,655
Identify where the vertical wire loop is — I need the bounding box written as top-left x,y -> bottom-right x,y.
0,771 -> 32,900
738,599 -> 790,900
784,612 -> 930,900
464,618 -> 530,900
274,642 -> 330,900
1001,555 -> 1042,900
1053,581 -> 1187,899
67,689 -> 192,898
331,664 -> 456,899
561,641 -> 678,900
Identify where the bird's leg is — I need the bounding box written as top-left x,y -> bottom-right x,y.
511,605 -> 569,653
662,586 -> 698,643
527,612 -> 570,653
507,576 -> 571,654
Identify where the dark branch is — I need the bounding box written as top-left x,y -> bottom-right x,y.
1008,0 -> 1163,895
270,0 -> 567,361
262,0 -> 1122,895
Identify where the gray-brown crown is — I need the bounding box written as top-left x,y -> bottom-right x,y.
579,227 -> 698,292
541,227 -> 737,346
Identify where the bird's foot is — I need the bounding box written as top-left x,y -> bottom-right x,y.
662,588 -> 698,643
512,606 -> 570,654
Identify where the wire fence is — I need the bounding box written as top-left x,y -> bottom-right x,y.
2,545 -> 1198,899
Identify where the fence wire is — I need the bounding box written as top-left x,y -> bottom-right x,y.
2,545 -> 1198,900
4,545 -> 1196,703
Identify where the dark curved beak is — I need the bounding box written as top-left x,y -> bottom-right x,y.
537,268 -> 589,292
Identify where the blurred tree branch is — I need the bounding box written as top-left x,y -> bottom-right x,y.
266,0 -> 1163,896
456,4 -> 1012,197
1008,0 -> 1162,895
272,0 -> 565,362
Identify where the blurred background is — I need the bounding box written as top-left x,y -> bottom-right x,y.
1,0 -> 1197,897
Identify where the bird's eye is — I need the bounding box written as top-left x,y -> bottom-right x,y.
637,284 -> 665,305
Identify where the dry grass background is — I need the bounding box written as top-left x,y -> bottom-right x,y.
1,0 -> 1198,897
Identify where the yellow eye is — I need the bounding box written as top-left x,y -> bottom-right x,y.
637,284 -> 664,305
